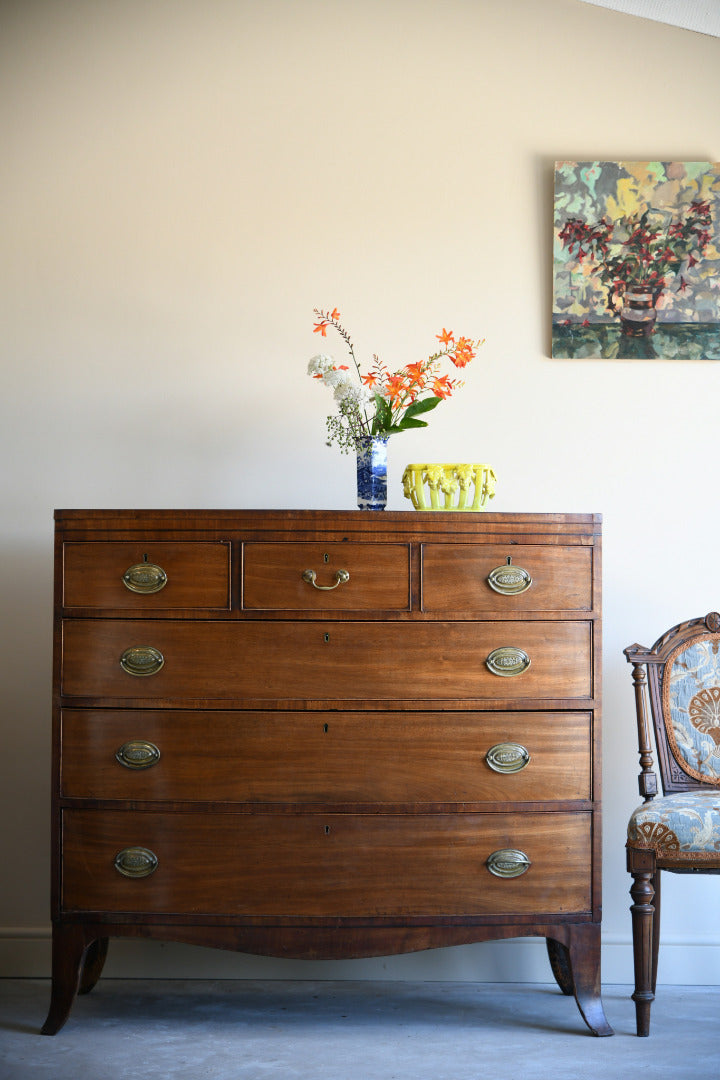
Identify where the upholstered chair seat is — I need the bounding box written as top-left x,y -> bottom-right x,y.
628,791 -> 720,861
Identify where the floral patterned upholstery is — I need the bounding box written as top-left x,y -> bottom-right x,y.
664,636 -> 720,783
627,791 -> 720,859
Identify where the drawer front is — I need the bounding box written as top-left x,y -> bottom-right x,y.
61,810 -> 591,917
63,543 -> 231,611
60,709 -> 591,803
61,620 -> 592,702
421,544 -> 592,613
242,543 -> 410,611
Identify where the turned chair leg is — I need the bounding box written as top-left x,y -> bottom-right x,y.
629,867 -> 656,1036
651,871 -> 661,995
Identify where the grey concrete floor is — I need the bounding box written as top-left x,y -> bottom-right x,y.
0,980 -> 716,1080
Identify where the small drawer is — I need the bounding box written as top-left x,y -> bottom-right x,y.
61,809 -> 592,917
60,709 -> 591,804
421,544 -> 593,613
63,543 -> 231,611
242,543 -> 410,611
61,620 -> 592,703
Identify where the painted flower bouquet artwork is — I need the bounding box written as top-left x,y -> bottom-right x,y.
553,161 -> 720,359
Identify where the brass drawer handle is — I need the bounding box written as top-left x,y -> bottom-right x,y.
113,846 -> 158,879
486,646 -> 531,677
486,848 -> 531,879
486,742 -> 530,774
122,561 -> 168,594
302,568 -> 350,591
116,740 -> 161,770
120,646 -> 165,677
487,557 -> 532,596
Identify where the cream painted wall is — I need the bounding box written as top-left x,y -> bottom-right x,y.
2,0 -> 720,987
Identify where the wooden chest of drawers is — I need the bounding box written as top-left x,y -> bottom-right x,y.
43,510 -> 611,1036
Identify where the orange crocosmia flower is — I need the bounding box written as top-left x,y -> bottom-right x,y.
436,328 -> 454,347
432,375 -> 454,399
329,307 -> 340,320
361,372 -> 380,388
313,321 -> 328,336
385,373 -> 408,402
450,338 -> 475,368
403,362 -> 426,385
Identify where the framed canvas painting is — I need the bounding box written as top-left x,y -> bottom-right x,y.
552,161 -> 720,359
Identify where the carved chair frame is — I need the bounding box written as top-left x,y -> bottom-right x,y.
624,611 -> 720,1036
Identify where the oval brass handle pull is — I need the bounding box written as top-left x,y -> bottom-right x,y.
302,568 -> 350,591
487,557 -> 532,596
113,846 -> 158,879
123,562 -> 168,594
120,646 -> 165,677
486,742 -> 531,774
116,740 -> 161,770
486,848 -> 531,879
486,646 -> 531,677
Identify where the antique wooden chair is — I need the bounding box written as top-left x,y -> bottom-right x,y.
625,612 -> 720,1036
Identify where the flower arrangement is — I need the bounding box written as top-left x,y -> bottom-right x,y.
308,307 -> 483,453
557,199 -> 713,316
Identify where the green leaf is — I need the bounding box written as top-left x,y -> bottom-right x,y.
403,395 -> 442,418
393,417 -> 429,431
371,394 -> 393,435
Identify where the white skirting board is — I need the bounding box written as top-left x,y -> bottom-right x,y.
2,929 -> 720,985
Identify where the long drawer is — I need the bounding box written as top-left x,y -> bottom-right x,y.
61,809 -> 592,917
61,620 -> 592,702
60,709 -> 591,803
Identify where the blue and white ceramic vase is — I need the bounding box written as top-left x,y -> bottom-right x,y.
356,435 -> 389,510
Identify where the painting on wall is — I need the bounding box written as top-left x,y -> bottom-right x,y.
552,161 -> 720,359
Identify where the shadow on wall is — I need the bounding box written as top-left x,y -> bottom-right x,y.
0,539 -> 54,925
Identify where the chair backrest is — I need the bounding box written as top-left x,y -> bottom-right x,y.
625,611 -> 720,800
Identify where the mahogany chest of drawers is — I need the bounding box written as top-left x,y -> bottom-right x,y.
43,510 -> 611,1035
